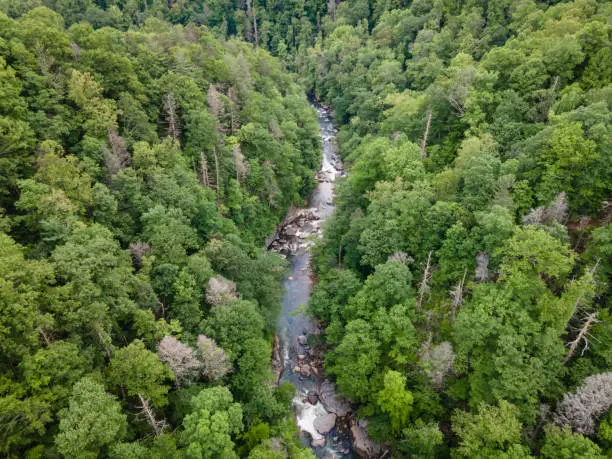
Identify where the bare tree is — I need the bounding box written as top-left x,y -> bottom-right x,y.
328,0 -> 337,23
269,119 -> 282,140
421,341 -> 455,390
573,216 -> 591,251
417,251 -> 433,310
137,394 -> 167,436
602,200 -> 612,224
475,252 -> 489,282
449,269 -> 467,323
554,372 -> 612,435
388,251 -> 414,264
213,147 -> 221,208
129,242 -> 151,268
207,85 -> 222,118
563,312 -> 599,364
106,129 -> 130,177
522,192 -> 568,226
197,335 -> 232,382
420,110 -> 432,161
228,86 -> 240,134
70,42 -> 81,59
246,0 -> 259,46
232,144 -> 248,182
205,275 -> 238,307
157,336 -> 203,387
163,91 -> 180,139
200,151 -> 211,188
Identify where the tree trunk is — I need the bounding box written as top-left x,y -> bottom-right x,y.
420,110 -> 432,161
213,148 -> 221,209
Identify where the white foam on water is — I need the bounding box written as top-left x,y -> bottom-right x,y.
294,393 -> 329,441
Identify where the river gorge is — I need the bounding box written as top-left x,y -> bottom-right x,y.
268,106 -> 355,458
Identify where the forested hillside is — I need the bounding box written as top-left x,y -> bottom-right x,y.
1,0 -> 611,458
299,0 -> 611,457
0,5 -> 320,457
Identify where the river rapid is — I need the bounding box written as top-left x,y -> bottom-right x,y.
269,106 -> 354,458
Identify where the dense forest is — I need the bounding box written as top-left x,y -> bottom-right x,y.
0,3 -> 321,457
0,0 -> 610,458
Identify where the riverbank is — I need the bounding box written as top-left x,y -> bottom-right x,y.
270,106 -> 355,458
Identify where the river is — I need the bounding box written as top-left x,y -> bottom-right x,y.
270,106 -> 354,458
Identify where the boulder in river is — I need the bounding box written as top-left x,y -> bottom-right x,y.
297,335 -> 307,345
319,380 -> 351,417
314,413 -> 337,435
311,437 -> 326,448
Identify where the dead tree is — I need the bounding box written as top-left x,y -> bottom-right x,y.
232,144 -> 248,182
207,85 -> 223,120
137,394 -> 166,437
475,252 -> 489,282
421,341 -> 455,390
106,129 -> 130,177
328,0 -> 337,23
205,275 -> 238,307
228,86 -> 240,134
420,110 -> 432,161
554,372 -> 612,435
163,91 -> 180,139
157,336 -> 203,387
129,242 -> 151,268
197,335 -> 232,382
573,216 -> 591,251
564,312 -> 599,364
213,148 -> 221,208
95,325 -> 112,359
449,269 -> 467,323
200,151 -> 211,188
417,251 -> 433,311
246,0 -> 259,46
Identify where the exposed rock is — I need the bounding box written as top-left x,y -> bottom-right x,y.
285,225 -> 298,236
297,335 -> 307,345
271,334 -> 283,385
307,391 -> 319,405
300,365 -> 312,377
319,380 -> 351,416
311,437 -> 326,448
351,422 -> 382,458
267,207 -> 321,254
314,413 -> 337,435
205,275 -> 237,306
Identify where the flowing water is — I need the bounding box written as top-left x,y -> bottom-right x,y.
272,106 -> 354,458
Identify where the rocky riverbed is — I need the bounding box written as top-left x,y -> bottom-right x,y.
271,106 -> 385,458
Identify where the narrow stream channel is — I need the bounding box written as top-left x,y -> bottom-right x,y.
270,106 -> 354,458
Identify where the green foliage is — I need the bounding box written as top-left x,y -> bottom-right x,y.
182,386 -> 243,459
302,0 -> 611,456
541,425 -> 603,459
55,377 -> 127,458
399,420 -> 444,459
107,340 -> 173,407
451,401 -> 531,458
377,370 -> 413,434
1,0 -> 611,456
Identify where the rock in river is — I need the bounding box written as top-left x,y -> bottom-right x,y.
319,380 -> 351,417
314,413 -> 337,435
